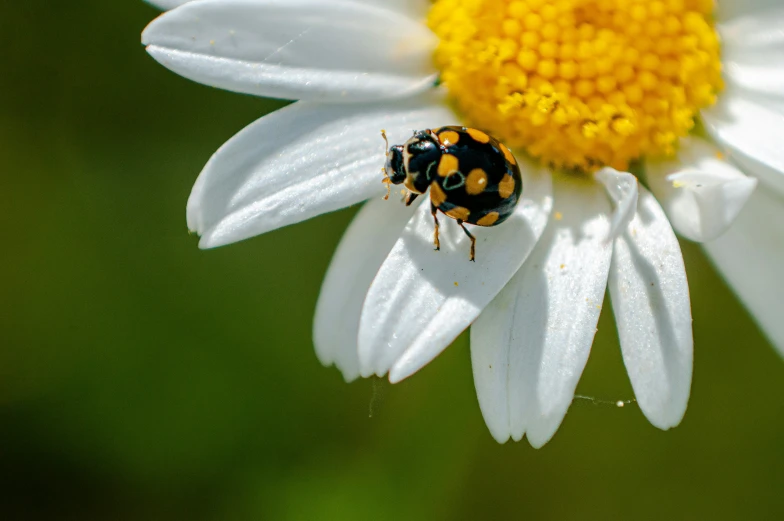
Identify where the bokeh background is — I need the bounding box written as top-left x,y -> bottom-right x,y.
2,2 -> 783,520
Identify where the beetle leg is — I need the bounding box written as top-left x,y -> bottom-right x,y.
381,169 -> 391,200
431,203 -> 440,251
457,220 -> 476,262
405,192 -> 420,206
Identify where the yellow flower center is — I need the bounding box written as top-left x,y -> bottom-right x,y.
428,0 -> 723,171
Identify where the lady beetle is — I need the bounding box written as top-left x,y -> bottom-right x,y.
382,126 -> 523,261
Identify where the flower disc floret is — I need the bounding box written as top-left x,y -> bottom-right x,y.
429,0 -> 723,171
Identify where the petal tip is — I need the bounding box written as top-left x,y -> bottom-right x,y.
526,435 -> 550,450
595,168 -> 639,241
388,363 -> 413,384
357,363 -> 381,380
140,13 -> 165,46
490,431 -> 511,444
197,231 -> 224,249
642,401 -> 688,431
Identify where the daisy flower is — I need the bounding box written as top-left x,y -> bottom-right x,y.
142,0 -> 784,446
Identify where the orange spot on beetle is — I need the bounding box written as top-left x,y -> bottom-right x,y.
466,128 -> 491,143
438,130 -> 461,146
499,174 -> 516,198
430,181 -> 447,206
446,206 -> 471,220
499,142 -> 517,165
476,212 -> 500,226
437,154 -> 460,177
465,168 -> 489,195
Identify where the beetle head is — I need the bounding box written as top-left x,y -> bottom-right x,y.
384,144 -> 407,185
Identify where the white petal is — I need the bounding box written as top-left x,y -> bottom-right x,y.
146,0 -> 191,10
703,188 -> 784,357
149,0 -> 432,15
723,61 -> 784,101
188,92 -> 454,248
362,0 -> 430,18
358,165 -> 554,382
646,137 -> 758,242
719,7 -> 784,106
142,0 -> 437,102
314,197 -> 420,381
701,93 -> 784,196
718,6 -> 784,48
745,94 -> 784,118
471,176 -> 612,447
595,168 -> 638,240
148,0 -> 431,16
608,187 -> 693,430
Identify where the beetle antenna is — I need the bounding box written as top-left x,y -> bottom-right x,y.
380,130 -> 392,200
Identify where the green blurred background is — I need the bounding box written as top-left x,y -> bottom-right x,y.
2,2 -> 782,520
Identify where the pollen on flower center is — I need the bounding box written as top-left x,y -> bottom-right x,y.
428,0 -> 723,171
